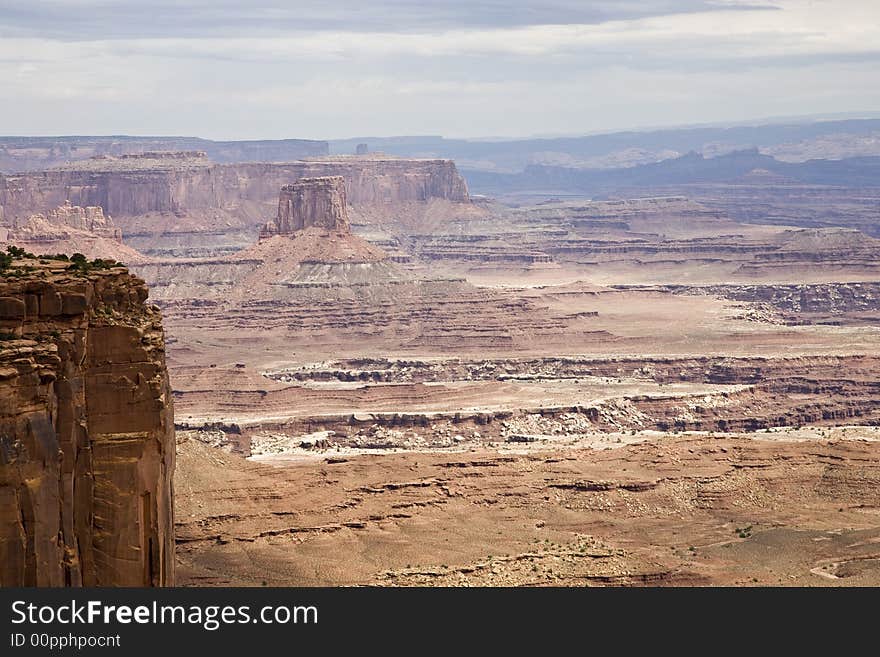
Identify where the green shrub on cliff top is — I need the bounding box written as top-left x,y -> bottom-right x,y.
66,253 -> 122,274
1,245 -> 39,272
5,245 -> 36,259
0,248 -> 120,275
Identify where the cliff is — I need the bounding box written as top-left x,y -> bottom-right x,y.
11,200 -> 121,241
0,156 -> 469,221
0,156 -> 470,258
0,202 -> 145,265
0,256 -> 174,586
262,176 -> 350,236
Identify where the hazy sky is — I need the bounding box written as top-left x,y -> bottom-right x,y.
1,0 -> 878,139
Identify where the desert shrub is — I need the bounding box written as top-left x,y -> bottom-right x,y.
6,245 -> 35,259
66,253 -> 121,274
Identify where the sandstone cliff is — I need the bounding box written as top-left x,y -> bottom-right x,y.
262,176 -> 350,236
10,201 -> 121,241
0,256 -> 174,586
0,156 -> 469,221
1,202 -> 145,265
0,155 -> 470,258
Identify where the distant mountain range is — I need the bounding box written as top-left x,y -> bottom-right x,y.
3,117 -> 880,186
463,149 -> 880,197
332,118 -> 880,173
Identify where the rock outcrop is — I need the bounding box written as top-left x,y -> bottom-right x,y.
0,155 -> 470,257
9,201 -> 121,241
0,201 -> 145,265
0,156 -> 469,220
134,180 -> 563,354
261,177 -> 350,237
0,257 -> 174,586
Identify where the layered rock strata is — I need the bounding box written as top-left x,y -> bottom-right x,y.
0,202 -> 145,264
0,156 -> 469,220
400,197 -> 880,283
5,201 -> 122,242
0,259 -> 174,586
0,154 -> 470,257
261,177 -> 349,237
136,181 -> 570,354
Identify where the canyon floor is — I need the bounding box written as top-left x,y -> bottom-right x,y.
175,429 -> 880,586
167,195 -> 880,587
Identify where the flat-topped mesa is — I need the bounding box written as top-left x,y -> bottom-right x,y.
118,150 -> 208,161
52,150 -> 212,173
87,150 -> 209,164
0,158 -> 471,256
261,176 -> 350,238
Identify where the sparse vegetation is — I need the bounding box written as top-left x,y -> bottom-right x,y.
0,246 -> 108,274
66,253 -> 122,274
5,245 -> 35,259
735,525 -> 753,539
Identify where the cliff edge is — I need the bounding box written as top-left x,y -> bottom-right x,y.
0,252 -> 174,586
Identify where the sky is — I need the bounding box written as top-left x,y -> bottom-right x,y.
1,0 -> 878,140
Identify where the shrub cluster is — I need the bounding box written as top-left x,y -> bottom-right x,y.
0,246 -> 121,274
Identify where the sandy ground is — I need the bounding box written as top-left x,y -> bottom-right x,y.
175,428 -> 880,586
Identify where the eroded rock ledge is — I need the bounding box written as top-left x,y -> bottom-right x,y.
0,258 -> 174,586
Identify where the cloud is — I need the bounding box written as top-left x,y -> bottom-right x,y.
0,0 -> 877,138
3,1 -> 876,65
0,1 -> 778,39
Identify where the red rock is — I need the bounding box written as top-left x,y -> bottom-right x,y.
0,261 -> 174,586
0,297 -> 25,320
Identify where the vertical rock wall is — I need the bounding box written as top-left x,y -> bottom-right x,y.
0,263 -> 174,586
0,158 -> 470,221
267,176 -> 350,235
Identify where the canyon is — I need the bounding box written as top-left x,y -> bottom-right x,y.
150,163 -> 880,587
2,140 -> 880,587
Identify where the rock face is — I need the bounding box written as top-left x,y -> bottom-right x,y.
9,201 -> 122,242
0,259 -> 174,586
0,156 -> 469,221
0,201 -> 145,265
262,177 -> 350,237
149,181 -> 397,299
0,155 -> 470,257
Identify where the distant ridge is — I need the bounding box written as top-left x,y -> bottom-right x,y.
330,118 -> 880,173
464,150 -> 880,196
0,135 -> 329,172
